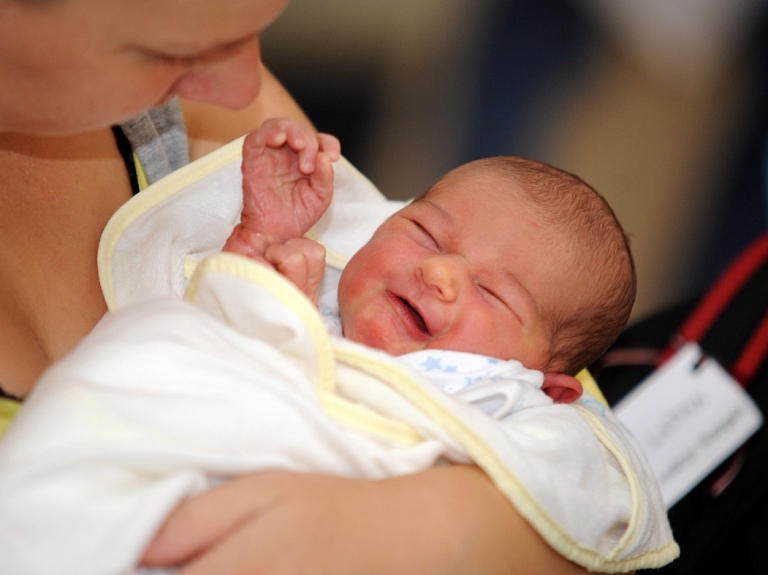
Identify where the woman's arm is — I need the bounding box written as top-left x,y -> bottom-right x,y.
181,64 -> 313,161
142,466 -> 595,575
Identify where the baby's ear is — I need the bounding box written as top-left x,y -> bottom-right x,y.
541,372 -> 583,404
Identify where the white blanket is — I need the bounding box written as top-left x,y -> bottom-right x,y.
0,141 -> 678,573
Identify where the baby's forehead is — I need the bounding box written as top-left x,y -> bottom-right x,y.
421,174 -> 531,214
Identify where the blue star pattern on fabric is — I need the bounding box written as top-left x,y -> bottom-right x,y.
318,303 -> 343,337
399,350 -> 544,395
419,356 -> 444,371
315,308 -> 548,416
398,350 -> 549,418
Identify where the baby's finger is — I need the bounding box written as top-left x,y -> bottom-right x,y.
317,133 -> 341,161
267,240 -> 325,304
285,123 -> 319,174
310,152 -> 335,207
266,244 -> 308,290
241,128 -> 269,158
285,238 -> 326,299
255,118 -> 295,148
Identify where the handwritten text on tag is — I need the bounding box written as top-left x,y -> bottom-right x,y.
614,343 -> 762,508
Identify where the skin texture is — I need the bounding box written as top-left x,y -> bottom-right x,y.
0,3 -> 596,574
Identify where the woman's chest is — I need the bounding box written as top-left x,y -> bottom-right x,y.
0,130 -> 134,396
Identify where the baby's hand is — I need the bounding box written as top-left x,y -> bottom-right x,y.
239,118 -> 340,242
264,237 -> 326,305
223,119 -> 338,302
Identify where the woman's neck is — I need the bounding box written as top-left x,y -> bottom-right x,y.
0,129 -> 133,397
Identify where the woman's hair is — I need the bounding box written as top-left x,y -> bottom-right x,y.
463,156 -> 637,375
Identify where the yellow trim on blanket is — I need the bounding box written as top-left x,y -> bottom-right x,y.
102,138 -> 354,310
319,392 -> 423,445
99,137 -> 247,311
574,405 -> 644,559
183,257 -> 198,280
186,253 -> 432,446
332,345 -> 679,573
99,137 -> 667,570
184,253 -> 337,393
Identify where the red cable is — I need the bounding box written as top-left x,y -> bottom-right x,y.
732,310 -> 768,385
658,234 -> 768,368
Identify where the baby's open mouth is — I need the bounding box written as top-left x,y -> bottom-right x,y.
395,295 -> 429,335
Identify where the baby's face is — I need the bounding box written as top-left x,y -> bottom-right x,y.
338,168 -> 574,371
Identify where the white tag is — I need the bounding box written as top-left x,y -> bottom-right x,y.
614,342 -> 763,508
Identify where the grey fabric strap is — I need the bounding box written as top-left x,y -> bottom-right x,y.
119,98 -> 190,185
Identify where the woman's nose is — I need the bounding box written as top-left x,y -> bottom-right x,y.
417,255 -> 468,302
170,38 -> 263,110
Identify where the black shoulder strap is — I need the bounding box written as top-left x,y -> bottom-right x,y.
0,386 -> 22,402
111,125 -> 141,196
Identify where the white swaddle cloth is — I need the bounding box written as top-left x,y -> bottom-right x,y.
0,140 -> 678,574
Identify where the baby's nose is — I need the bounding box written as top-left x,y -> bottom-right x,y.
417,254 -> 469,302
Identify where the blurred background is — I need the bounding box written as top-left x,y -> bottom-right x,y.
262,0 -> 768,324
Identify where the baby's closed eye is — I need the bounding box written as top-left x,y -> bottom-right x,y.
407,219 -> 440,251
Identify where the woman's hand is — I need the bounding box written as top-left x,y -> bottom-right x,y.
141,466 -> 592,575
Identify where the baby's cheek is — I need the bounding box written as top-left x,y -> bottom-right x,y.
342,307 -> 394,353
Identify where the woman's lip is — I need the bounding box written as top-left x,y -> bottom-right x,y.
386,291 -> 430,338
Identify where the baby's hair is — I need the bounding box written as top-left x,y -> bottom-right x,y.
455,157 -> 636,375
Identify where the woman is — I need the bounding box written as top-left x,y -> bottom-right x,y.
0,1 -> 593,573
